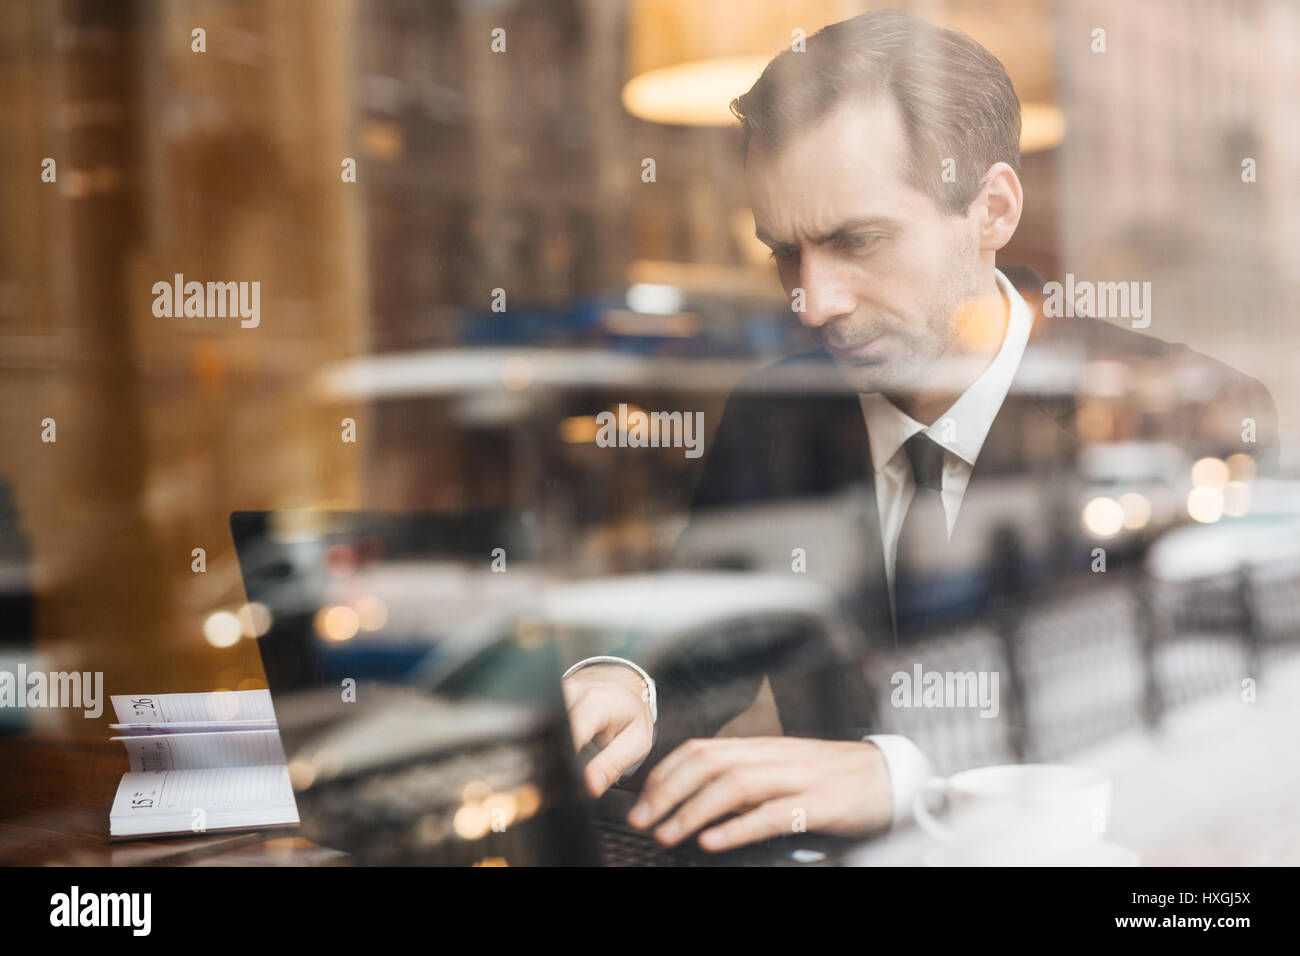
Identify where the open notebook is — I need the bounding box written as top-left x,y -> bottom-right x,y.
108,690 -> 300,840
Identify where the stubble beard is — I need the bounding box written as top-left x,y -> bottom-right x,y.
831,249 -> 982,398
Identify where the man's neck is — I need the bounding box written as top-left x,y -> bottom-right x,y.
885,272 -> 1010,426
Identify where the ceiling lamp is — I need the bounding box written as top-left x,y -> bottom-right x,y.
623,0 -> 1065,153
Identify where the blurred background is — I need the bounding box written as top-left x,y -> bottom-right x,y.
1,0 -> 1298,741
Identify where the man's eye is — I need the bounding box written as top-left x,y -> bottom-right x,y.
769,246 -> 799,262
839,234 -> 878,251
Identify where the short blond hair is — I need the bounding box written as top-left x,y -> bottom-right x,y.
731,10 -> 1022,215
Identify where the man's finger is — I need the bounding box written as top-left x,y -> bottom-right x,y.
631,737 -> 782,829
583,725 -> 651,797
642,735 -> 790,793
652,763 -> 798,847
629,739 -> 725,828
567,689 -> 626,753
630,738 -> 774,829
697,795 -> 807,852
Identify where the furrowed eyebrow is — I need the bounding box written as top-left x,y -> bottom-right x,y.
755,216 -> 901,248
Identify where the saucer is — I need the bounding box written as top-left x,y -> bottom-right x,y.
923,841 -> 1140,867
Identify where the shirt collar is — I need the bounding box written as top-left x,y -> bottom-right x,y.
858,267 -> 1034,473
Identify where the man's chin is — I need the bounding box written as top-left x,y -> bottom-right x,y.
829,357 -> 899,395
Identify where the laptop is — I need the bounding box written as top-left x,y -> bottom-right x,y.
230,510 -> 855,866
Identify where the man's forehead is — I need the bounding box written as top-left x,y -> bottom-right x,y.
744,96 -> 917,236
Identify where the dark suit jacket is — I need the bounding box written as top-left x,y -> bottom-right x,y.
640,266 -> 1280,768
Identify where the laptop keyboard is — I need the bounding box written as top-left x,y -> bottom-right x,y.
595,820 -> 702,867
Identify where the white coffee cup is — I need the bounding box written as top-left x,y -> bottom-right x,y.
913,764 -> 1112,863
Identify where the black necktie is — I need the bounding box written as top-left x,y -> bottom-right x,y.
893,432 -> 950,645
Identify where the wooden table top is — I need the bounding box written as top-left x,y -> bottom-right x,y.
0,734 -> 342,866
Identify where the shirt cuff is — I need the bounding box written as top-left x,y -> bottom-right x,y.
562,655 -> 658,724
863,734 -> 933,830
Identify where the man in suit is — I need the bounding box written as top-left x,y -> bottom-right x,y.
562,10 -> 1279,852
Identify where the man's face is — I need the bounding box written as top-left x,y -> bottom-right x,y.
747,95 -> 985,395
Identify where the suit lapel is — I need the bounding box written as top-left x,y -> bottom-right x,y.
857,442 -> 894,634
824,389 -> 894,638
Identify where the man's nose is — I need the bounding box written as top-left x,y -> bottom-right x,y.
794,254 -> 855,329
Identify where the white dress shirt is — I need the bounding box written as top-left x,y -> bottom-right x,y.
569,267 -> 1035,832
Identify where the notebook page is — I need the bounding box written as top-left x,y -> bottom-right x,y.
111,689 -> 276,725
112,729 -> 287,772
109,766 -> 299,836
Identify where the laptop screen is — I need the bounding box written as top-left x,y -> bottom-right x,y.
229,509 -> 597,865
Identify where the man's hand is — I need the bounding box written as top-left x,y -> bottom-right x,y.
562,664 -> 654,798
626,736 -> 892,852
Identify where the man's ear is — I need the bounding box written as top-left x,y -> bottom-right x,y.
975,161 -> 1022,253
